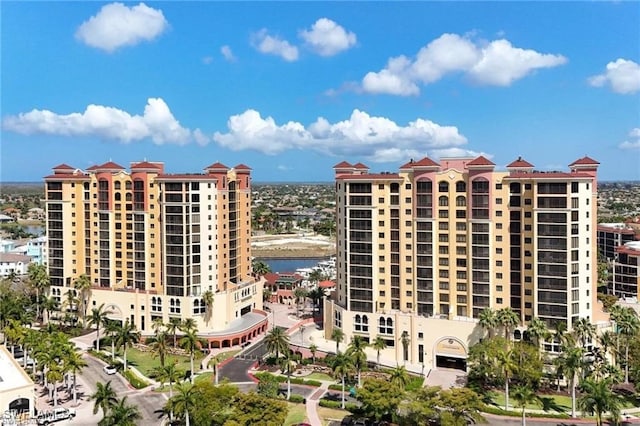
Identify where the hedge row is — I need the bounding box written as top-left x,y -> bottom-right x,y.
318,399 -> 359,413
254,371 -> 322,387
123,369 -> 149,389
480,404 -> 570,420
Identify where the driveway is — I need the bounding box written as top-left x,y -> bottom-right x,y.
219,358 -> 256,383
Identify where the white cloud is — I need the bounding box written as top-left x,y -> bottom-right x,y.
468,39 -> 568,86
75,2 -> 168,53
588,59 -> 640,94
299,18 -> 356,56
359,33 -> 567,95
213,109 -> 467,161
619,127 -> 640,150
2,98 -> 197,145
221,45 -> 236,62
251,29 -> 298,62
202,56 -> 213,65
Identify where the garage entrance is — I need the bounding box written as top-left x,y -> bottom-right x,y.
434,337 -> 467,371
436,355 -> 466,370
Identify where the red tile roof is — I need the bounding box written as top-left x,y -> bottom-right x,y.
52,163 -> 74,170
97,161 -> 125,170
569,156 -> 600,166
319,280 -> 336,288
467,156 -> 495,166
505,172 -> 593,179
400,157 -> 440,169
86,165 -> 100,171
234,164 -> 252,172
44,174 -> 89,180
130,161 -> 163,170
156,174 -> 217,180
353,162 -> 369,169
204,162 -> 229,171
333,161 -> 353,168
507,157 -> 534,168
338,173 -> 402,180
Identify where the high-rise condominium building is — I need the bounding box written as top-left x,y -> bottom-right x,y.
325,155 -> 600,369
44,161 -> 266,347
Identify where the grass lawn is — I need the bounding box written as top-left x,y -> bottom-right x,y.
305,372 -> 335,382
194,372 -> 213,384
317,406 -> 350,425
120,347 -> 204,377
211,349 -> 240,364
490,390 -> 571,412
284,402 -> 307,426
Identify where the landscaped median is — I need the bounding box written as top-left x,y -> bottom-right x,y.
253,371 -> 323,387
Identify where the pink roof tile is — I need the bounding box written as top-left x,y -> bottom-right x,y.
333,161 -> 353,168
97,161 -> 125,170
400,157 -> 440,169
52,163 -> 74,170
130,161 -> 162,170
234,164 -> 252,172
85,165 -> 100,171
204,162 -> 229,171
569,156 -> 600,166
507,157 -> 534,168
353,162 -> 369,169
467,156 -> 495,166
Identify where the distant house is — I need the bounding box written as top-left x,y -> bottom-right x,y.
0,213 -> 15,224
0,253 -> 31,277
9,236 -> 47,266
27,207 -> 45,220
263,272 -> 304,304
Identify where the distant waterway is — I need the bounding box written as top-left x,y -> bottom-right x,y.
261,258 -> 326,274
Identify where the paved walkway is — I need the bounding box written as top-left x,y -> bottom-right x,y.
306,382 -> 330,426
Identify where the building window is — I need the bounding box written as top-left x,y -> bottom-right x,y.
379,317 -> 394,335
354,314 -> 369,332
334,310 -> 342,328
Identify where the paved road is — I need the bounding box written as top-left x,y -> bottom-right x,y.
218,358 -> 256,383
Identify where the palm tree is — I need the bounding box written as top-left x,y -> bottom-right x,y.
64,348 -> 87,405
27,263 -> 49,321
148,330 -> 170,368
511,384 -> 539,426
389,365 -> 409,390
208,356 -> 220,385
116,320 -> 140,371
73,274 -> 92,327
41,295 -> 59,325
478,308 -> 498,338
578,378 -> 622,426
293,287 -> 308,317
280,354 -> 297,400
90,381 -> 118,418
346,336 -> 368,387
400,331 -> 410,365
265,327 -> 289,359
153,361 -> 183,421
181,318 -> 197,333
331,328 -> 344,354
167,318 -> 182,348
202,290 -> 214,325
560,343 -> 584,418
167,382 -> 197,426
526,317 -> 549,350
152,317 -> 165,335
372,336 -> 387,368
331,353 -> 354,409
104,320 -> 120,361
62,290 -> 78,327
251,259 -> 271,278
3,318 -> 24,357
99,396 -> 141,426
598,330 -> 618,365
612,307 -> 639,383
497,348 -> 517,411
46,362 -> 64,407
88,303 -> 113,352
573,317 -> 596,348
179,329 -> 203,382
309,343 -> 318,364
497,307 -> 520,342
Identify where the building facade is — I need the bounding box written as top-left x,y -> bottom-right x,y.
44,161 -> 266,344
597,223 -> 637,262
0,253 -> 31,278
611,242 -> 640,300
325,155 -> 599,369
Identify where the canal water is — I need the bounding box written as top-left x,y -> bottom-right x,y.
261,258 -> 325,274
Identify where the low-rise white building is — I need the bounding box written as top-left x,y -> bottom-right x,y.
0,345 -> 35,423
0,253 -> 31,277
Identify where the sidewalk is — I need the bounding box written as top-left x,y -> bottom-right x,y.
306,382 -> 330,426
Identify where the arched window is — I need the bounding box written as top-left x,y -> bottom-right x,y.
456,181 -> 466,193
126,193 -> 132,201
362,315 -> 368,324
115,192 -> 121,201
438,196 -> 449,207
438,181 -> 449,192
125,181 -> 132,190
386,318 -> 393,327
114,181 -> 121,190
354,315 -> 368,332
456,196 -> 466,207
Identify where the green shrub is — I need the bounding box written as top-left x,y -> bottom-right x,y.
123,369 -> 148,389
319,399 -> 359,413
480,404 -> 570,419
288,394 -> 306,403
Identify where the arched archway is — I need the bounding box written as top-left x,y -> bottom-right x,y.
433,336 -> 468,371
9,397 -> 30,413
104,303 -> 124,323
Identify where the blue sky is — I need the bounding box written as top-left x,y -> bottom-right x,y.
1,1 -> 639,182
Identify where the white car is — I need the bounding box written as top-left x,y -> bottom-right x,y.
36,407 -> 76,425
103,365 -> 117,375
